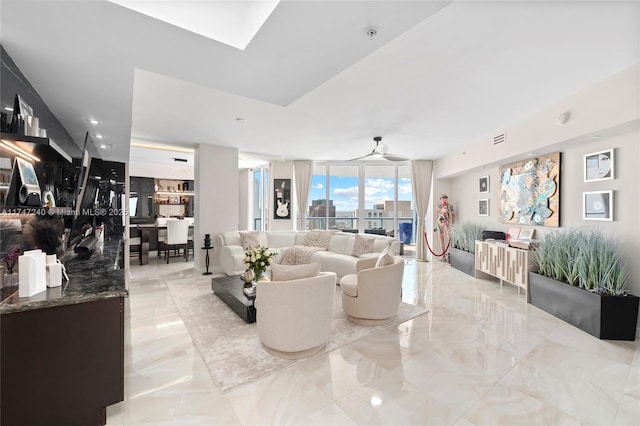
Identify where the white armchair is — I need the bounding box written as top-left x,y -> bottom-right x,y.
255,271 -> 336,359
340,256 -> 404,325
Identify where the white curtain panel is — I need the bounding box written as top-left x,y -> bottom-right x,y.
410,160 -> 433,261
294,160 -> 313,231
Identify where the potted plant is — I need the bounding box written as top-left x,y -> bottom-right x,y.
529,229 -> 638,340
449,222 -> 484,276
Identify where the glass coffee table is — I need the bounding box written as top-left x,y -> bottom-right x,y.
211,275 -> 256,323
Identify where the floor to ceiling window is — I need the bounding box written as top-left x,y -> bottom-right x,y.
306,162 -> 414,241
252,167 -> 269,231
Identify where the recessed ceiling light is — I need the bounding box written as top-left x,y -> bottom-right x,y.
95,134 -> 104,139
4,107 -> 13,112
99,143 -> 112,149
88,119 -> 100,125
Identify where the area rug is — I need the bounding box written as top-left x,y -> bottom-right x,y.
166,275 -> 427,393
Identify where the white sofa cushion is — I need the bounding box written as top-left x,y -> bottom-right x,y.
375,246 -> 395,267
221,231 -> 242,247
328,233 -> 351,255
304,230 -> 336,249
281,246 -> 323,265
372,238 -> 392,253
271,262 -> 321,281
267,231 -> 298,248
239,230 -> 268,249
351,234 -> 375,257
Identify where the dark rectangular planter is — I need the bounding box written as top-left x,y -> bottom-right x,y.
449,247 -> 476,277
529,272 -> 639,341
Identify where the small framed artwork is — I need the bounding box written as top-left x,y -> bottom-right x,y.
584,149 -> 614,182
479,175 -> 489,193
478,199 -> 489,216
583,190 -> 613,221
274,178 -> 291,220
506,227 -> 521,241
519,228 -> 534,241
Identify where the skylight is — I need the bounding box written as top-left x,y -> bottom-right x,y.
108,0 -> 280,50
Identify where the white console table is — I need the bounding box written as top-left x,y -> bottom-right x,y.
474,240 -> 536,301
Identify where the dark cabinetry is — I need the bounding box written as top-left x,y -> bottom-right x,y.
130,176 -> 156,220
1,297 -> 125,426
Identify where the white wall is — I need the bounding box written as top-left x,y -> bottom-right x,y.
435,64 -> 640,179
194,144 -> 238,272
436,64 -> 640,330
129,161 -> 194,180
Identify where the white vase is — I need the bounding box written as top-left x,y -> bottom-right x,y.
45,254 -> 64,288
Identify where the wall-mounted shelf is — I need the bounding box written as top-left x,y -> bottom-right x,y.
0,132 -> 72,163
155,190 -> 194,196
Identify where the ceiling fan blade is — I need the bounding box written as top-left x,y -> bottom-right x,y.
346,152 -> 374,161
382,153 -> 408,161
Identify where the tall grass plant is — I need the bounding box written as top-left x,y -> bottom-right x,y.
451,222 -> 484,254
533,229 -> 629,296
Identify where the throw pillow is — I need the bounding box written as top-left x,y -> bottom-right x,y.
303,230 -> 335,250
351,234 -> 375,257
239,231 -> 268,250
271,262 -> 321,281
281,246 -> 322,265
375,246 -> 395,267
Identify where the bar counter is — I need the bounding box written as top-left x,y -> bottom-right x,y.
0,237 -> 127,314
1,236 -> 127,426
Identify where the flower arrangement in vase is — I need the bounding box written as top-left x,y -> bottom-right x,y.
2,245 -> 20,274
243,246 -> 274,282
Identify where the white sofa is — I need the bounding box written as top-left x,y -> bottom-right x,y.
216,231 -> 401,280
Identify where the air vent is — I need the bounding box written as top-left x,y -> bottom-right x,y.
493,133 -> 506,145
173,158 -> 188,163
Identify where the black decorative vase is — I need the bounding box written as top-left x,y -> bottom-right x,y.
204,234 -> 211,249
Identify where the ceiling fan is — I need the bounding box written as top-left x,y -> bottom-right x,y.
348,136 -> 408,162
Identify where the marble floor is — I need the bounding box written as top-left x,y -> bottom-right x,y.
106,254 -> 640,425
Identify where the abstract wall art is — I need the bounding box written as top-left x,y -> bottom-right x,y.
499,152 -> 560,227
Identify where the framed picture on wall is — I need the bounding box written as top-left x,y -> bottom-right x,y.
479,176 -> 489,193
274,178 -> 291,220
478,199 -> 489,216
584,149 -> 614,182
583,190 -> 613,221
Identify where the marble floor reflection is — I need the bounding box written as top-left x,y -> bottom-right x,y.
106,255 -> 640,425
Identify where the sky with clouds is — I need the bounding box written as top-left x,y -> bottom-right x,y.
309,175 -> 412,212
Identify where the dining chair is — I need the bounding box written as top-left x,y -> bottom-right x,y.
156,217 -> 167,258
159,219 -> 189,263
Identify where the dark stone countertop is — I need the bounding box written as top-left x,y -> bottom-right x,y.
0,237 -> 128,314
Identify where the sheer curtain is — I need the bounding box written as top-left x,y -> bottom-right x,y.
294,160 -> 313,230
410,160 -> 433,261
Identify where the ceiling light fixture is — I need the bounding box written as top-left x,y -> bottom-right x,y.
99,143 -> 113,149
4,107 -> 13,112
94,134 -> 104,139
131,141 -> 194,153
88,119 -> 100,125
